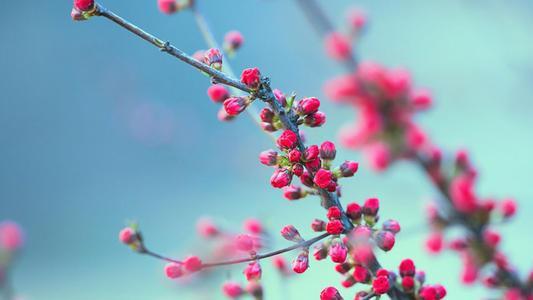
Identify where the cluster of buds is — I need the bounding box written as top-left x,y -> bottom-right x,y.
259,136 -> 358,195
0,221 -> 24,296
325,60 -> 433,171
259,94 -> 326,132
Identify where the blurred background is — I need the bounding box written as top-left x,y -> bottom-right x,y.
1,0 -> 533,299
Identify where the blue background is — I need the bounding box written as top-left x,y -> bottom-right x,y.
1,0 -> 532,299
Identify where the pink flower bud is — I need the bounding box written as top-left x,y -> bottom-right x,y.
329,241 -> 348,263
362,198 -> 379,216
273,89 -> 287,106
288,149 -> 302,163
483,229 -> 501,248
335,262 -> 352,274
399,259 -> 416,277
292,252 -> 309,274
375,230 -> 395,252
203,48 -> 223,70
352,245 -> 374,265
434,284 -> 447,299
304,111 -> 326,127
207,84 -> 229,103
313,244 -> 328,260
353,265 -> 370,283
314,169 -> 333,189
243,218 -> 263,235
183,256 -> 202,272
223,97 -> 249,116
300,170 -> 314,187
217,107 -> 234,122
327,207 -> 342,220
500,198 -> 517,218
157,0 -> 178,14
259,149 -> 278,166
296,97 -> 321,115
304,145 -> 319,161
196,218 -> 219,238
292,163 -> 304,177
326,220 -> 344,235
235,234 -> 255,252
164,262 -> 183,279
311,219 -> 326,232
241,67 -> 261,90
365,143 -> 391,171
419,286 -> 437,300
346,202 -> 362,221
450,175 -> 478,214
280,225 -> 303,242
119,227 -> 136,244
283,185 -> 304,200
270,168 -> 293,188
0,221 -> 24,251
425,232 -> 443,254
324,32 -> 352,61
243,261 -> 262,281
222,281 -> 244,298
382,219 -> 401,234
305,158 -> 322,173
224,30 -> 244,52
272,256 -> 288,274
320,287 -> 343,300
347,9 -> 367,30
339,160 -> 359,177
411,89 -> 432,110
402,276 -> 414,291
277,130 -> 298,150
372,275 -> 390,295
320,141 -> 336,160
74,0 -> 95,11
259,108 -> 274,123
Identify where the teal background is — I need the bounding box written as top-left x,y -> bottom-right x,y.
1,0 -> 532,299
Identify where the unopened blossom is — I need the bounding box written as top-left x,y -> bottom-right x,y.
449,174 -> 478,213
157,0 -> 178,14
353,265 -> 370,283
320,286 -> 343,300
311,219 -> 326,232
164,262 -> 183,279
483,229 -> 501,248
313,244 -> 328,260
411,89 -> 433,110
240,67 -> 261,90
259,149 -> 278,166
347,8 -> 367,31
382,219 -> 401,234
243,261 -> 262,281
288,149 -> 302,163
243,218 -> 263,235
292,252 -> 309,274
375,230 -> 395,252
277,130 -> 298,150
327,207 -> 342,220
207,84 -> 229,103
325,32 -> 352,61
362,197 -> 379,216
339,161 -> 359,177
259,107 -> 274,123
118,227 -> 136,244
296,97 -> 321,115
0,221 -> 24,251
346,202 -> 362,221
222,281 -> 244,298
320,141 -> 337,160
283,185 -> 304,200
306,158 -> 322,173
304,111 -> 326,127
399,259 -> 416,277
224,30 -> 244,53
234,234 -> 255,252
74,0 -> 94,11
372,275 -> 390,295
223,97 -> 249,116
272,256 -> 288,274
402,276 -> 415,291
326,220 -> 344,235
304,145 -> 319,161
183,256 -> 202,272
280,225 -> 303,242
314,169 -> 333,188
270,168 -> 293,188
203,48 -> 223,70
329,241 -> 348,263
425,232 -> 443,253
500,198 -> 517,218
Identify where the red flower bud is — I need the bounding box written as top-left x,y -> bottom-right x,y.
362,198 -> 379,216
500,198 -> 517,218
203,48 -> 223,70
314,169 -> 333,189
419,286 -> 437,300
335,262 -> 353,274
222,281 -> 244,298
277,130 -> 298,150
411,89 -> 432,110
326,220 -> 344,235
259,149 -> 278,166
399,259 -> 416,277
119,227 -> 136,244
324,32 -> 352,61
243,261 -> 262,281
224,30 -> 244,52
329,241 -> 348,263
376,269 -> 389,277
304,111 -> 326,127
320,287 -> 343,300
425,232 -> 443,254
296,97 -> 321,115
382,219 -> 401,234
164,262 -> 183,279
320,141 -> 337,160
300,170 -> 314,187
353,265 -> 370,283
273,89 -> 287,106
223,97 -> 249,116
402,276 -> 414,291
306,158 -> 322,173
292,163 -> 304,177
375,230 -> 395,252
483,229 -> 501,248
280,225 -> 304,242
241,67 -> 261,90
288,149 -> 302,163
304,145 -> 319,161
207,84 -> 229,103
341,276 -> 356,288
270,168 -> 293,188
346,202 -> 362,221
183,256 -> 202,272
259,108 -> 274,123
283,185 -> 304,200
272,256 -> 288,274
434,284 -> 447,298
372,275 -> 390,295
313,244 -> 328,260
235,234 -> 255,252
311,219 -> 326,232
74,0 -> 95,11
339,161 -> 359,177
292,252 -> 309,274
327,207 -> 342,220
450,175 -> 478,213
